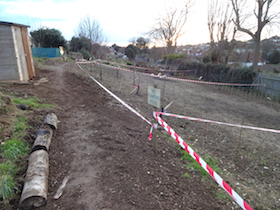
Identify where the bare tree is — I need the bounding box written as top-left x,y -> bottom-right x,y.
231,0 -> 280,70
147,0 -> 193,54
136,37 -> 150,50
208,0 -> 237,64
76,15 -> 107,58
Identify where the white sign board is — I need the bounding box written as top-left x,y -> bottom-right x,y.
148,86 -> 161,108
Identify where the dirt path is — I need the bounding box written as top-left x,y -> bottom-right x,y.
2,61 -> 280,209
38,64 -> 227,210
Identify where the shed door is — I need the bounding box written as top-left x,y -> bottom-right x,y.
11,26 -> 29,81
21,27 -> 35,79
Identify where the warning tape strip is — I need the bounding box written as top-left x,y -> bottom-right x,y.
148,126 -> 153,140
157,112 -> 280,134
76,63 -> 153,127
76,62 -> 253,209
153,111 -> 253,210
77,61 -> 265,87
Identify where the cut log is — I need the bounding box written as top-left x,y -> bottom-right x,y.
43,113 -> 58,130
31,128 -> 53,153
19,113 -> 58,209
19,150 -> 49,209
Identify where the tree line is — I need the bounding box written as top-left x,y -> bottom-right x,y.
30,0 -> 279,70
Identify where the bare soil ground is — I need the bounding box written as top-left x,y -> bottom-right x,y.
1,59 -> 280,210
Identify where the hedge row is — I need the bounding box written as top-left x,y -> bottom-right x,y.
176,61 -> 256,85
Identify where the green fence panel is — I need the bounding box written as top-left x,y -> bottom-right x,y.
32,48 -> 61,58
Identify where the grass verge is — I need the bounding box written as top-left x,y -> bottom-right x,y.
12,96 -> 54,109
180,146 -> 233,204
0,93 -> 53,207
0,115 -> 30,206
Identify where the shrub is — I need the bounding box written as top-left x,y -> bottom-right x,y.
268,50 -> 280,64
163,54 -> 186,62
273,68 -> 280,74
125,48 -> 136,60
176,60 -> 256,84
202,54 -> 211,63
78,49 -> 91,60
127,61 -> 133,65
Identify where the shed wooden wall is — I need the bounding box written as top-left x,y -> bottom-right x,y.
0,24 -> 20,80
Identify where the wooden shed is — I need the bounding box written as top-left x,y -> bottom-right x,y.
0,21 -> 35,82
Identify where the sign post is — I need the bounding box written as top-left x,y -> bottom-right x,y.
148,85 -> 161,154
148,86 -> 161,108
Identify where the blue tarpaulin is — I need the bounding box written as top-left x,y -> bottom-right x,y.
31,47 -> 61,58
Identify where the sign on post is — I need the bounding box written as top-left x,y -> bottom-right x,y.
148,86 -> 161,108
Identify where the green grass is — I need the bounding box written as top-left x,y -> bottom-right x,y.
13,116 -> 28,135
182,172 -> 191,178
216,189 -> 232,203
0,116 -> 30,160
0,175 -> 18,205
12,97 -> 54,108
67,57 -> 75,62
33,57 -> 46,63
180,148 -> 233,204
0,162 -> 17,176
181,149 -> 222,178
1,139 -> 29,160
0,114 -> 30,205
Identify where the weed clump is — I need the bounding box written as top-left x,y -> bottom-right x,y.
0,93 -> 14,115
0,175 -> 18,205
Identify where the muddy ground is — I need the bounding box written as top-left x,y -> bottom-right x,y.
1,59 -> 280,210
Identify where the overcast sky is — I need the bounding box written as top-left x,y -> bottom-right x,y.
1,0 -> 280,47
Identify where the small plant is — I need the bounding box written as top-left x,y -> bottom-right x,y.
182,172 -> 191,178
13,116 -> 28,134
216,188 -> 232,203
0,175 -> 19,205
181,149 -> 222,179
127,61 -> 133,65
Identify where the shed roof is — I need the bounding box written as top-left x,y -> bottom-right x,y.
0,21 -> 30,28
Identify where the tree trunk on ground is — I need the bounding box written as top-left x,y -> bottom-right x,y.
19,150 -> 49,208
19,113 -> 58,209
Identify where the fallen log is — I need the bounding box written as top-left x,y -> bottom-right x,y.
19,150 -> 49,208
43,113 -> 58,130
31,128 -> 53,153
19,113 -> 58,209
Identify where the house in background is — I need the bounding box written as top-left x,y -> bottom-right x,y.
0,21 -> 35,82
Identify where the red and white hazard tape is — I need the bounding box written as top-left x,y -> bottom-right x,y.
157,112 -> 280,134
153,111 -> 253,210
76,63 -> 153,129
76,62 -> 253,209
78,61 -> 265,87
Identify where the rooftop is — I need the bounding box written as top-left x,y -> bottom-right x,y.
0,21 -> 30,28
